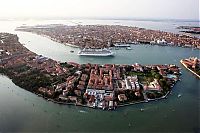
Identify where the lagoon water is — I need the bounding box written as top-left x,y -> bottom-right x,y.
0,19 -> 199,132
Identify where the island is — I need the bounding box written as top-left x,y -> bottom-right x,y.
16,24 -> 200,49
180,57 -> 200,79
0,33 -> 181,110
177,26 -> 200,35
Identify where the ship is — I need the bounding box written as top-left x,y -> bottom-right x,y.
113,43 -> 131,47
78,48 -> 114,56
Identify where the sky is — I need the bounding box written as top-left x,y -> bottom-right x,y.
0,0 -> 199,20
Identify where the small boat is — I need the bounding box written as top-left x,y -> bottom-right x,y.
79,110 -> 87,113
140,108 -> 144,112
70,50 -> 74,53
126,47 -> 132,50
178,94 -> 182,98
128,123 -> 131,127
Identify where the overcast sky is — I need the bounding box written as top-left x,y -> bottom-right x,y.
0,0 -> 199,20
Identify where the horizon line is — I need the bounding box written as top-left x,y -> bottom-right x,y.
0,16 -> 199,22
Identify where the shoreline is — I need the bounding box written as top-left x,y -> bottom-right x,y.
36,81 -> 179,110
180,60 -> 200,79
0,33 -> 182,111
35,89 -> 173,110
0,69 -> 179,111
15,24 -> 200,50
17,30 -> 200,50
24,32 -> 81,48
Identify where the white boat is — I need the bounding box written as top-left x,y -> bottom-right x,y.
140,108 -> 145,112
114,43 -> 130,47
79,110 -> 87,113
126,47 -> 132,50
78,48 -> 114,57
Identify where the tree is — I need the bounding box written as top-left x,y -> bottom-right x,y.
159,79 -> 166,87
155,74 -> 162,80
147,77 -> 154,83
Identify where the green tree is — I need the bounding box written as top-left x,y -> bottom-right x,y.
155,74 -> 162,80
147,77 -> 154,83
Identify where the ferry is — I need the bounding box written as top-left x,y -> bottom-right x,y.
78,48 -> 114,56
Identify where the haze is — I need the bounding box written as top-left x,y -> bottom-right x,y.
0,0 -> 199,20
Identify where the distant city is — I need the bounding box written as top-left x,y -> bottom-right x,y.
16,24 -> 200,49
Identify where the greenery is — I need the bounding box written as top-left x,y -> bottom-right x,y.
127,70 -> 163,84
127,71 -> 152,77
60,62 -> 73,68
127,69 -> 171,95
12,69 -> 52,92
9,65 -> 31,73
146,91 -> 164,99
124,89 -> 144,102
0,67 -> 10,75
